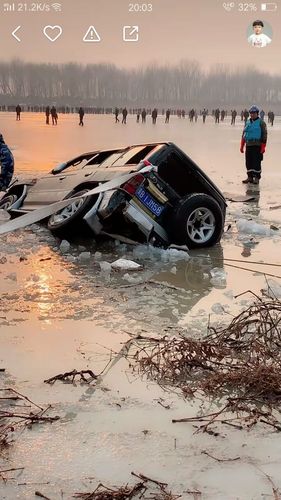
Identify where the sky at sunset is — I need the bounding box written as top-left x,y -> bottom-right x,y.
0,0 -> 280,73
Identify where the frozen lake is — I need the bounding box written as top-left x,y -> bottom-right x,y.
1,110 -> 281,221
1,112 -> 281,499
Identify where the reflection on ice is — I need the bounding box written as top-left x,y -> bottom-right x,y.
262,279 -> 281,299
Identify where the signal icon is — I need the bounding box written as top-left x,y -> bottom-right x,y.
3,3 -> 15,11
51,3 -> 62,11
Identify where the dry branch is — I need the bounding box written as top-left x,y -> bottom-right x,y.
127,294 -> 281,432
73,482 -> 146,500
0,388 -> 59,448
73,474 -> 181,500
201,450 -> 240,462
44,369 -> 98,385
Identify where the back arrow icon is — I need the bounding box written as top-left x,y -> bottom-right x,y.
12,26 -> 21,42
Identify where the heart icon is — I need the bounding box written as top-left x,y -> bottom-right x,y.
43,25 -> 63,42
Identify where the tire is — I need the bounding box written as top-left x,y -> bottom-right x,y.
0,194 -> 19,210
171,193 -> 224,249
47,189 -> 97,238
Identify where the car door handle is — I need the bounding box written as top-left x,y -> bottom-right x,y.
59,176 -> 66,180
84,172 -> 93,177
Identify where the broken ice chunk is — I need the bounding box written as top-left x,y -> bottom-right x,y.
123,273 -> 143,284
59,240 -> 71,253
111,258 -> 142,271
94,251 -> 102,261
99,261 -> 112,273
78,252 -> 91,262
236,218 -> 275,236
210,267 -> 227,288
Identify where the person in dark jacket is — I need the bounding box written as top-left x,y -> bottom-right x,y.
51,106 -> 58,125
165,109 -> 171,123
114,107 -> 119,123
78,107 -> 85,126
16,105 -> 21,121
214,108 -> 220,123
268,110 -> 275,126
231,109 -> 237,125
0,134 -> 14,191
243,109 -> 249,124
122,107 -> 128,124
202,108 -> 207,123
152,108 -> 158,124
45,106 -> 50,125
240,105 -> 267,185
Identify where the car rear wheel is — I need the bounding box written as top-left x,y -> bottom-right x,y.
0,194 -> 19,210
171,193 -> 224,248
47,189 -> 97,237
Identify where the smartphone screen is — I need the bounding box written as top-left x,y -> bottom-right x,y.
1,1 -> 281,498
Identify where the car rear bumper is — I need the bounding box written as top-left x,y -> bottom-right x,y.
124,200 -> 169,243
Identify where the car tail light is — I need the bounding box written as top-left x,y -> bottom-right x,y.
122,174 -> 145,195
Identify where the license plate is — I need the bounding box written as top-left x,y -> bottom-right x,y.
135,186 -> 164,217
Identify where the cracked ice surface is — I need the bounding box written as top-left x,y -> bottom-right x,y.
1,114 -> 281,500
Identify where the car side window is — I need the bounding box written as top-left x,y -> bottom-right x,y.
52,155 -> 96,174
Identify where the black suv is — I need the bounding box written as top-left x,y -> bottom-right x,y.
0,142 -> 226,248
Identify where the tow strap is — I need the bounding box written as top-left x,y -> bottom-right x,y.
0,165 -> 153,235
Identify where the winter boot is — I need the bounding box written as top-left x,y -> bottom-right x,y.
242,176 -> 253,184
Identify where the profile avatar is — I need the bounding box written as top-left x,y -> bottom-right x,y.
248,20 -> 271,48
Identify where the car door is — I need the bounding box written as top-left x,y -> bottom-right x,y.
21,154 -> 98,210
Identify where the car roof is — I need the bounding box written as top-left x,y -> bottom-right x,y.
81,142 -> 170,155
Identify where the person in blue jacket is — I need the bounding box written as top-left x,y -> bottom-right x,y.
0,134 -> 14,191
240,105 -> 267,185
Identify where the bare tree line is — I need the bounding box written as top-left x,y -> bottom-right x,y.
0,59 -> 281,108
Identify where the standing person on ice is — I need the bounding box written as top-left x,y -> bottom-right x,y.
240,105 -> 267,185
0,134 -> 14,191
78,107 -> 85,126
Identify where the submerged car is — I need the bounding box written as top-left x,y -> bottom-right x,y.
0,142 -> 227,248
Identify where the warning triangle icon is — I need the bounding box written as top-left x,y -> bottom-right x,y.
83,26 -> 101,42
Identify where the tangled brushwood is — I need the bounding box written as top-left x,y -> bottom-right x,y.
0,388 -> 60,448
129,293 -> 281,432
74,472 -> 181,500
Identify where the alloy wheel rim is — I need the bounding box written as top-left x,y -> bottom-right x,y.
49,197 -> 85,226
186,207 -> 215,243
